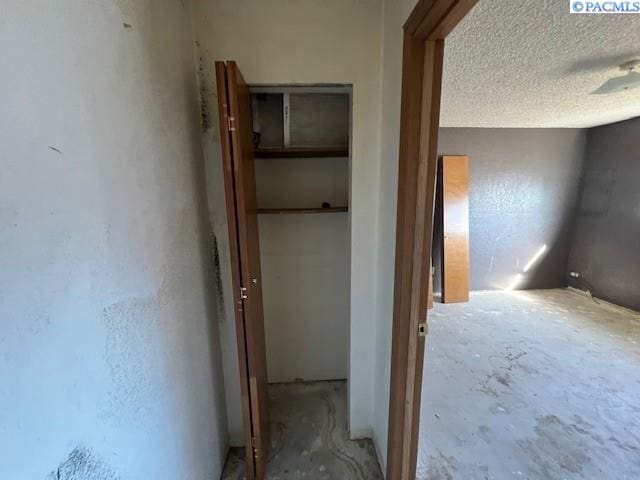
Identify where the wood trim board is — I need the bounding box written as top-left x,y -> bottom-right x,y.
386,2 -> 479,480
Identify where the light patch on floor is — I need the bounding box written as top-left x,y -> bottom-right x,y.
418,289 -> 640,479
221,380 -> 383,480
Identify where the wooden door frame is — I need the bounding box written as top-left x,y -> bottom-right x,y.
386,2 -> 479,480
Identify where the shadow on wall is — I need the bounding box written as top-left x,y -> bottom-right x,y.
567,116 -> 640,311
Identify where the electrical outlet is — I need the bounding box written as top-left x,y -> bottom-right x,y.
569,271 -> 580,278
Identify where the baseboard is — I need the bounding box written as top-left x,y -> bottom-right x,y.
566,287 -> 640,317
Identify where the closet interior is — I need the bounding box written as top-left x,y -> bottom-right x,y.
216,68 -> 360,477
251,85 -> 352,384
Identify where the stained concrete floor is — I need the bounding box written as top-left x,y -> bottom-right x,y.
221,380 -> 383,480
418,289 -> 640,479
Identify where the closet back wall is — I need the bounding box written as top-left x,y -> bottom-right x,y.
257,158 -> 349,383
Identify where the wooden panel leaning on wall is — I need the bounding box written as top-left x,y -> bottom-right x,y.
440,155 -> 470,304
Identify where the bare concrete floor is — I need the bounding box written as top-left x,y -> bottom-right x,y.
418,289 -> 640,479
221,381 -> 383,480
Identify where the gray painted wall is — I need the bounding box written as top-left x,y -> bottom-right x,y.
0,1 -> 228,478
568,117 -> 640,312
434,128 -> 587,292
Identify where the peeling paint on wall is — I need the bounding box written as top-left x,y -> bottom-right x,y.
100,211 -> 199,425
101,297 -> 162,425
46,447 -> 118,480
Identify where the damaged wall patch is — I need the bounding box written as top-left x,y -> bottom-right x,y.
47,447 -> 118,480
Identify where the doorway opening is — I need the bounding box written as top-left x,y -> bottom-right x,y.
216,62 -> 383,479
389,2 -> 640,480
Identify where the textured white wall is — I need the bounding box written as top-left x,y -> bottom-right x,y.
373,0 -> 420,470
192,0 -> 384,443
0,1 -> 228,478
256,158 -> 350,383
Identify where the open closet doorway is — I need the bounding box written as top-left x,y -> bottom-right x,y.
215,61 -> 378,480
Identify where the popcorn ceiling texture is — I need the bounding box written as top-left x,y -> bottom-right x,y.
442,0 -> 640,128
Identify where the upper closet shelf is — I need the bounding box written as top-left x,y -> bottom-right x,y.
254,147 -> 349,158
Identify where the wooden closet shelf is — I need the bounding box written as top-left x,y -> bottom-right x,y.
254,147 -> 349,158
257,207 -> 348,215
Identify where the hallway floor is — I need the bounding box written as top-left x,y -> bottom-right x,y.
418,289 -> 640,479
221,381 -> 383,480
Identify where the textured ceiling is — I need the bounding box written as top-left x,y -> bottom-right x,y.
441,0 -> 640,128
